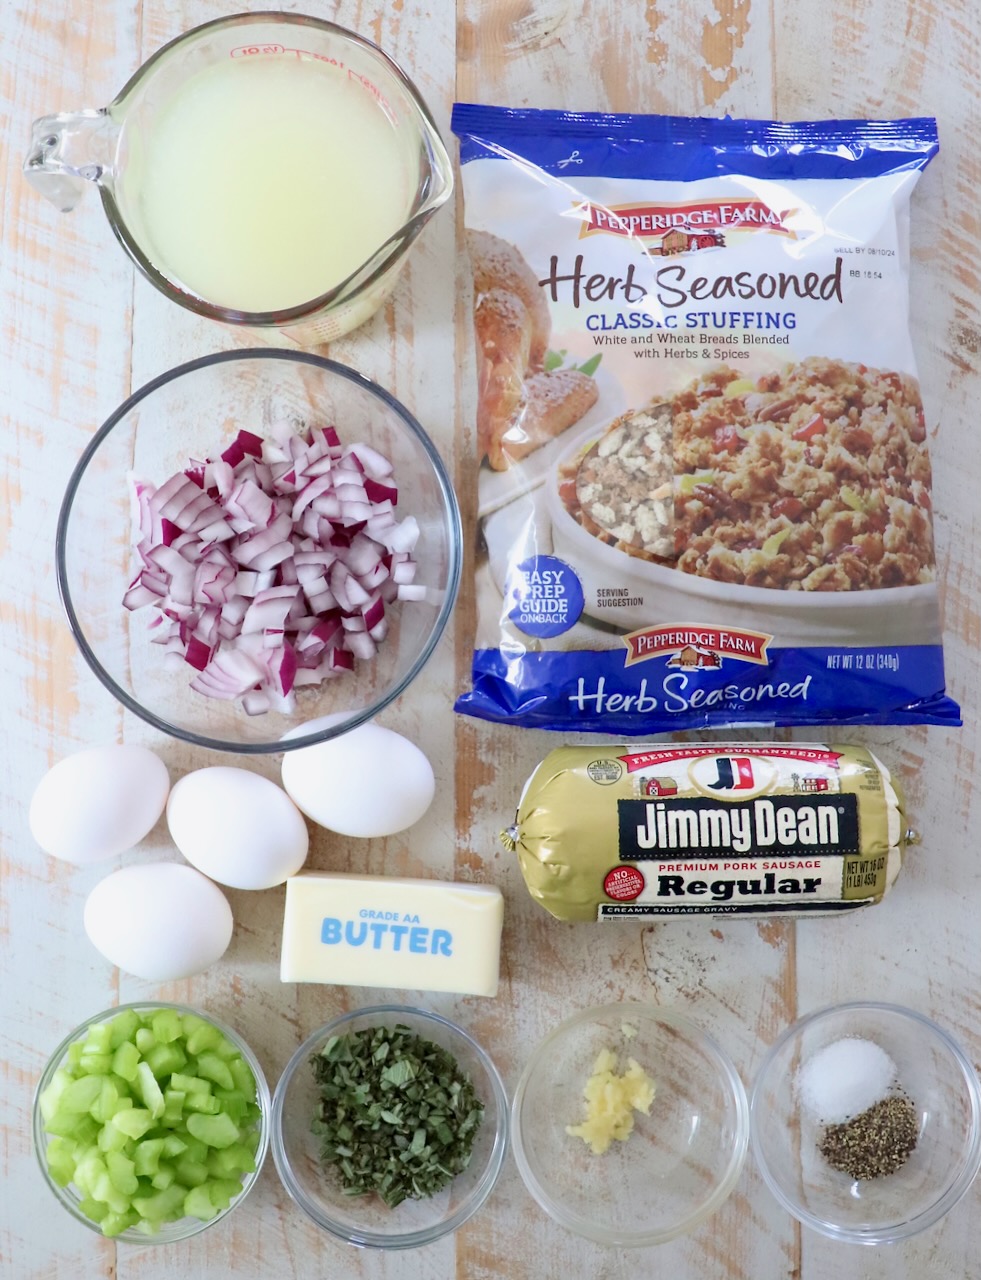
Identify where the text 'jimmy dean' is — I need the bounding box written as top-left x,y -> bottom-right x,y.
617,795 -> 860,860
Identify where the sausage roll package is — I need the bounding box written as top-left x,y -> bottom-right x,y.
450,105 -> 960,731
505,743 -> 908,921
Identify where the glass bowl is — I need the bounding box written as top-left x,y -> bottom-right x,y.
511,1002 -> 749,1247
55,349 -> 461,753
750,1002 -> 981,1244
270,1006 -> 508,1250
33,1001 -> 270,1243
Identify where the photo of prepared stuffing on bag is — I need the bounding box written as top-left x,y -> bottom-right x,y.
558,356 -> 935,592
558,401 -> 676,562
468,228 -> 600,472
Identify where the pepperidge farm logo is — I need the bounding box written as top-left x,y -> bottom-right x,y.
623,624 -> 774,669
577,198 -> 797,254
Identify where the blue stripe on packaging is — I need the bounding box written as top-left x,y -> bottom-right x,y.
450,104 -> 940,182
455,646 -> 961,732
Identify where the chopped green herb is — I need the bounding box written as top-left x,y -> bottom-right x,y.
576,352 -> 603,377
310,1023 -> 484,1208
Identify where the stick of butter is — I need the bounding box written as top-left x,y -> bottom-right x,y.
280,872 -> 504,997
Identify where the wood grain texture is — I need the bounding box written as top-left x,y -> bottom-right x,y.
2,0 -> 979,1277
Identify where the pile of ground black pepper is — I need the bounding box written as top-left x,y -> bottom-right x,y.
819,1094 -> 919,1179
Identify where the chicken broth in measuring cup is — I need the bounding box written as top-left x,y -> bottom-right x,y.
25,14 -> 452,343
114,54 -> 417,316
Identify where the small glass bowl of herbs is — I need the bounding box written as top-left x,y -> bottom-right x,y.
270,1006 -> 508,1249
33,1002 -> 270,1242
751,1002 -> 981,1244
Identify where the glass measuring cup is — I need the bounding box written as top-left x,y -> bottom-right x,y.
24,12 -> 453,346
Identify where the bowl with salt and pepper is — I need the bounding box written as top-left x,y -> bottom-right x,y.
750,1002 -> 981,1243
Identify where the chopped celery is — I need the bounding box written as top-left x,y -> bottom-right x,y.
101,1209 -> 139,1238
171,1072 -> 212,1098
132,1183 -> 186,1222
184,1185 -> 219,1221
186,1112 -> 240,1149
73,1152 -> 107,1196
59,1075 -> 103,1114
45,1138 -> 76,1187
40,1008 -> 261,1236
207,1144 -> 256,1178
135,1062 -> 165,1119
79,1197 -> 107,1223
207,1179 -> 244,1211
678,470 -> 715,496
213,1089 -> 249,1123
723,378 -> 754,398
145,1042 -> 187,1078
761,526 -> 792,556
162,1090 -> 186,1126
180,1013 -> 210,1042
44,1109 -> 99,1141
150,1010 -> 182,1044
840,485 -> 865,513
108,1011 -> 141,1049
135,1027 -> 156,1054
83,1023 -> 113,1054
195,1053 -> 235,1091
111,1040 -> 140,1082
39,1068 -> 73,1124
180,1134 -> 208,1164
228,1057 -> 257,1099
133,1138 -> 165,1177
183,1092 -> 221,1116
91,1171 -> 130,1215
150,1163 -> 177,1191
106,1151 -> 138,1196
98,1117 -> 132,1153
110,1108 -> 155,1141
174,1156 -> 209,1188
90,1078 -> 123,1124
185,1023 -> 222,1056
78,1052 -> 114,1076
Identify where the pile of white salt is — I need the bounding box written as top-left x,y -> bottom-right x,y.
796,1037 -> 898,1123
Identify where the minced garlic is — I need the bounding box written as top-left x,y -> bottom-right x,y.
565,1048 -> 656,1155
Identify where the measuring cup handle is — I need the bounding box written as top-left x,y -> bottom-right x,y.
23,110 -> 116,213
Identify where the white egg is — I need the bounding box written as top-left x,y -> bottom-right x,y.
84,863 -> 233,980
167,767 -> 309,890
281,720 -> 435,837
29,745 -> 170,864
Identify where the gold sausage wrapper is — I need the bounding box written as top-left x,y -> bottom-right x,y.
505,743 -> 909,921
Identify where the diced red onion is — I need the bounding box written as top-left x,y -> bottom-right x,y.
125,419 -> 423,712
345,631 -> 377,661
349,443 -> 394,479
364,477 -> 398,505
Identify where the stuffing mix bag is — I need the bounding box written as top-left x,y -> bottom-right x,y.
450,105 -> 960,731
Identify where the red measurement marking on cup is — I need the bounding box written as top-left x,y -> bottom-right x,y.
227,45 -> 395,118
230,44 -> 345,69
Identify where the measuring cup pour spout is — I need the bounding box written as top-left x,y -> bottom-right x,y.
24,111 -> 119,213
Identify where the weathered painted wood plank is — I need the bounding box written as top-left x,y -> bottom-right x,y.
2,0 -> 980,1277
